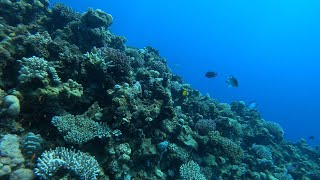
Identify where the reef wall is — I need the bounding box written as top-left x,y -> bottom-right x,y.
0,0 -> 319,179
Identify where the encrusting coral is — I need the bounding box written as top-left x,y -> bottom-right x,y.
0,0 -> 319,179
0,134 -> 26,177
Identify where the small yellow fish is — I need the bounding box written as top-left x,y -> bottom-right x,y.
9,32 -> 16,37
182,89 -> 188,96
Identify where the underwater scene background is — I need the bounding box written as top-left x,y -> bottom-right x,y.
50,0 -> 320,145
0,0 -> 320,179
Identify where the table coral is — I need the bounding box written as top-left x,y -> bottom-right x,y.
51,102 -> 112,145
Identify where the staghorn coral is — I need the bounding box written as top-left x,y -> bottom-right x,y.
35,147 -> 101,180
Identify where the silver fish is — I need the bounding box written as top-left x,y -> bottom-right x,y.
247,101 -> 257,109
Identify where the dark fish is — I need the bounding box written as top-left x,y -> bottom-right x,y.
205,71 -> 218,78
226,75 -> 238,87
309,136 -> 315,140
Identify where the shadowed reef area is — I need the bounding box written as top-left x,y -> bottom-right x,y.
0,0 -> 319,179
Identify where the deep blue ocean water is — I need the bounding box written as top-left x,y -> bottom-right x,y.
50,0 -> 320,145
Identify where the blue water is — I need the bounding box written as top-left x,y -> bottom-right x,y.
50,0 -> 320,145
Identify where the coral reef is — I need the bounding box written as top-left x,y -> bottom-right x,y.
0,1 -> 319,179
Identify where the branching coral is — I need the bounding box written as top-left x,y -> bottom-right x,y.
18,56 -> 61,86
102,47 -> 132,78
208,131 -> 244,161
179,160 -> 206,180
35,147 -> 101,180
195,119 -> 216,135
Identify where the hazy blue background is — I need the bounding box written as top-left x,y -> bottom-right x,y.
50,0 -> 320,145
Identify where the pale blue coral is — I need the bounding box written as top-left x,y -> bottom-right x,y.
35,147 -> 100,180
18,56 -> 61,85
51,102 -> 111,145
51,114 -> 111,145
179,160 -> 206,180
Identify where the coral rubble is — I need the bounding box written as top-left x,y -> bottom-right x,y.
0,1 -> 319,179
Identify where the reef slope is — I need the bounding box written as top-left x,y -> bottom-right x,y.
0,1 -> 319,179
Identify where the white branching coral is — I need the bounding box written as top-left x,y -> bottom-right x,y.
179,160 -> 206,180
18,56 -> 61,85
35,147 -> 101,180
